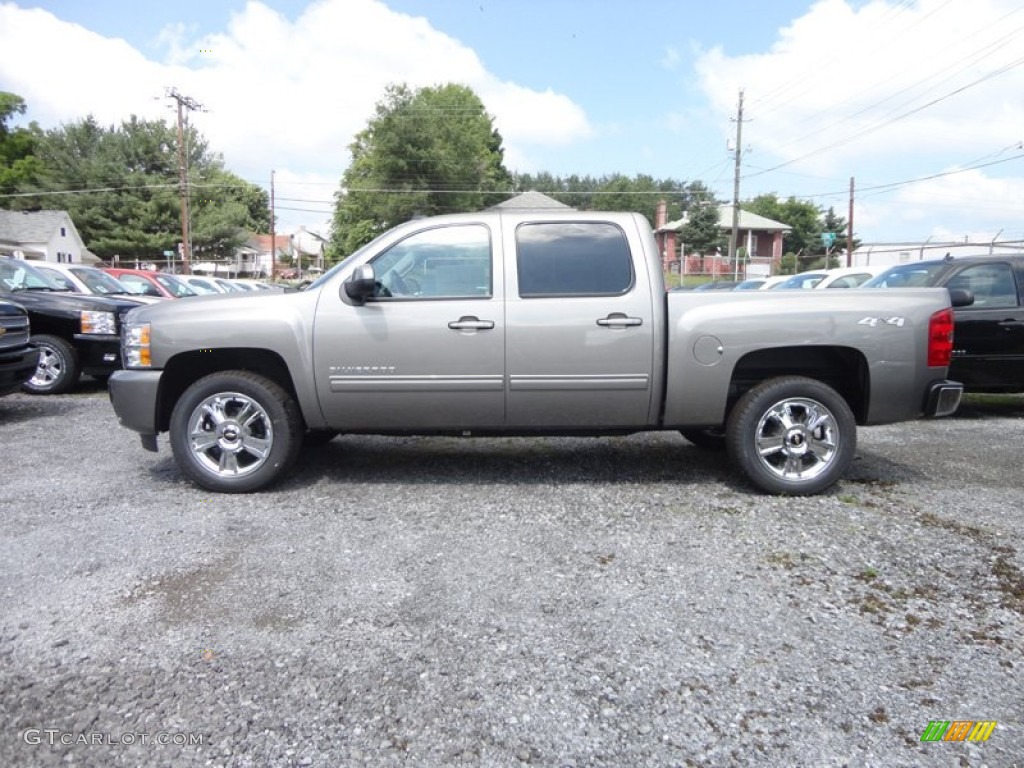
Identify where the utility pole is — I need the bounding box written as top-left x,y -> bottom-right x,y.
165,87 -> 204,275
269,170 -> 276,280
729,90 -> 745,279
847,177 -> 855,267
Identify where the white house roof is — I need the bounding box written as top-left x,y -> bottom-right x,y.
662,204 -> 791,233
490,190 -> 574,210
0,209 -> 76,243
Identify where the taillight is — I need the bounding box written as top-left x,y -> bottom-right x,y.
928,308 -> 954,367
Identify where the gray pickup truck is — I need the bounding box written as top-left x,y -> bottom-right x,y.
108,210 -> 964,495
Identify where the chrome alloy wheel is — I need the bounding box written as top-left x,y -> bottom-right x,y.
30,345 -> 64,389
186,392 -> 274,477
753,397 -> 839,481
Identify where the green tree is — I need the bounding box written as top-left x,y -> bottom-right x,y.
17,114 -> 268,260
680,199 -> 724,256
0,92 -> 44,196
744,194 -> 823,266
330,83 -> 511,258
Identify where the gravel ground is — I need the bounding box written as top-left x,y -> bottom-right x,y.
1,383 -> 1022,768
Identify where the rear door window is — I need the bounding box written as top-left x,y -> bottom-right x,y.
515,222 -> 633,297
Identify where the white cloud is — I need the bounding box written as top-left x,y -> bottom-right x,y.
692,0 -> 1024,240
0,0 -> 593,231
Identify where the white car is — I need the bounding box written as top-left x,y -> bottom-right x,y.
814,265 -> 886,289
757,275 -> 795,290
33,263 -> 164,304
179,275 -> 231,295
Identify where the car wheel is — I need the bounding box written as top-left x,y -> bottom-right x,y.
23,334 -> 81,395
726,376 -> 856,495
169,371 -> 303,493
680,427 -> 726,451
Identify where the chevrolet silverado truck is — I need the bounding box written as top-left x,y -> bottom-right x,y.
108,210 -> 965,495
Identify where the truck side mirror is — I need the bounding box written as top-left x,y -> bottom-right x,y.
947,288 -> 974,308
343,264 -> 376,304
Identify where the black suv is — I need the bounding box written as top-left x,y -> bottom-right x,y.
0,257 -> 140,394
0,299 -> 39,396
863,255 -> 1024,393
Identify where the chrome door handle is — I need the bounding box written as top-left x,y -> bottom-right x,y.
448,316 -> 495,331
597,313 -> 643,327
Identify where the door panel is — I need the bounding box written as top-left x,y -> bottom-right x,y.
313,223 -> 505,430
503,220 -> 655,428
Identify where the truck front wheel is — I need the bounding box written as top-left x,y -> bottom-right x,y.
726,376 -> 856,495
169,371 -> 303,493
23,334 -> 81,395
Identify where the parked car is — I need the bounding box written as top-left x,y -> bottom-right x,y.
179,275 -> 230,295
33,262 -> 164,304
769,271 -> 829,290
0,257 -> 139,393
862,255 -> 1024,392
109,209 -> 963,496
693,280 -> 739,291
734,278 -> 766,290
813,265 -> 886,289
0,298 -> 40,396
757,275 -> 792,290
102,268 -> 197,299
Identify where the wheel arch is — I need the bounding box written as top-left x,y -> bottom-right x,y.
728,345 -> 870,425
156,349 -> 302,432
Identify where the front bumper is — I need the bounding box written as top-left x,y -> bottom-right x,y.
73,334 -> 123,375
0,345 -> 40,395
108,369 -> 163,450
924,379 -> 963,418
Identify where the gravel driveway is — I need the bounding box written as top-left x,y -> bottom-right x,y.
2,384 -> 1021,767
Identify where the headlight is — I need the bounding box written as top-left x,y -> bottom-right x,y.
80,310 -> 117,335
123,322 -> 151,368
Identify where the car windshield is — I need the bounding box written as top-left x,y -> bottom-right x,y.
71,267 -> 133,295
773,273 -> 826,289
861,261 -> 948,288
154,273 -> 197,297
0,258 -> 63,291
186,278 -> 220,295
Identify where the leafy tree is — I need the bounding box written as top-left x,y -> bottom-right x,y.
507,172 -> 699,227
0,92 -> 44,196
14,114 -> 268,260
330,83 -> 511,258
744,194 -> 823,265
680,199 -> 724,255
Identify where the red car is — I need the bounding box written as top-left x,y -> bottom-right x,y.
102,268 -> 197,299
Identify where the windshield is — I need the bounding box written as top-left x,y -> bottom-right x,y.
154,273 -> 197,297
70,267 -> 134,295
773,273 -> 826,290
861,261 -> 948,288
0,258 -> 64,291
302,231 -> 391,291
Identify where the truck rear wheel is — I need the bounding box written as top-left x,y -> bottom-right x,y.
23,334 -> 81,395
726,376 -> 856,495
169,371 -> 303,493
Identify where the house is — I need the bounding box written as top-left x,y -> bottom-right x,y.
655,203 -> 790,279
490,190 -> 574,211
0,209 -> 99,264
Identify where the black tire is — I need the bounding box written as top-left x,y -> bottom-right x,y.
169,370 -> 303,493
680,427 -> 727,451
303,429 -> 340,447
726,376 -> 856,495
23,334 -> 81,395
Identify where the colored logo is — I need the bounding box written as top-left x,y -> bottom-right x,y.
920,720 -> 996,742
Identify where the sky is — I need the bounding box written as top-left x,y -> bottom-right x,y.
1,0 -> 1023,248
